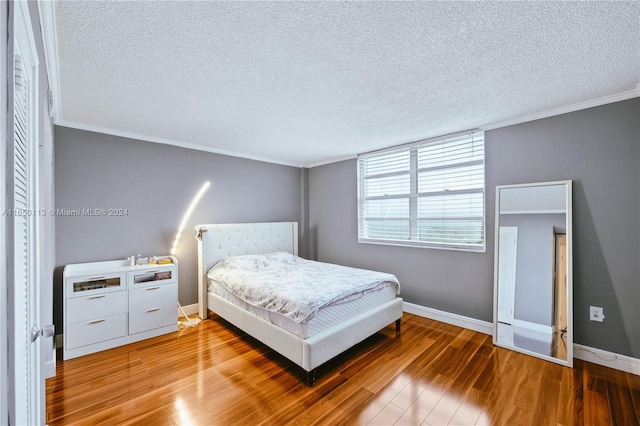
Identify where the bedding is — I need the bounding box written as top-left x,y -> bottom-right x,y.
207,251 -> 400,325
209,268 -> 399,339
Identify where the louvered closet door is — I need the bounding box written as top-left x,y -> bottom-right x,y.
11,52 -> 40,426
9,1 -> 45,422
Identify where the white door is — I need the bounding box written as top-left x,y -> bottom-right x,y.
8,2 -> 48,424
554,235 -> 568,332
497,227 -> 518,324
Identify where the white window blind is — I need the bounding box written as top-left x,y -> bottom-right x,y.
358,131 -> 485,251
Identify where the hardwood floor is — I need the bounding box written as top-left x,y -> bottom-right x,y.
46,313 -> 640,425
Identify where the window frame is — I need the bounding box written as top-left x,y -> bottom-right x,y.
357,131 -> 486,252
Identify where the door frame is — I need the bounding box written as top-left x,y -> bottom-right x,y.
1,0 -> 9,422
554,233 -> 568,333
7,1 -> 45,424
497,226 -> 518,324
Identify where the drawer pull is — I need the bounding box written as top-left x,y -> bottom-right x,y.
147,308 -> 160,313
142,270 -> 160,274
89,319 -> 106,324
87,276 -> 106,280
146,286 -> 161,291
88,295 -> 106,299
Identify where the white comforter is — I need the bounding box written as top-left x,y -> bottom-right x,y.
207,252 -> 400,323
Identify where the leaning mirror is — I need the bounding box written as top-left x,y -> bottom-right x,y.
493,180 -> 573,367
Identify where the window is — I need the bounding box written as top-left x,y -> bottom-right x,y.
357,131 -> 485,252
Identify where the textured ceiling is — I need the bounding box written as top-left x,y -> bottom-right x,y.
48,1 -> 639,167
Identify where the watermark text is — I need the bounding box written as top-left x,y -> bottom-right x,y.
2,208 -> 129,217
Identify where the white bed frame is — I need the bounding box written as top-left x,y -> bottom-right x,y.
195,222 -> 403,385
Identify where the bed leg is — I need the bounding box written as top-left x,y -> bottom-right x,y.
395,318 -> 401,331
306,369 -> 316,386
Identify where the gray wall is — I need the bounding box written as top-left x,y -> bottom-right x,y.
55,127 -> 304,330
500,213 -> 565,327
309,98 -> 640,358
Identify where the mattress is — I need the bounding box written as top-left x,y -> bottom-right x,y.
207,252 -> 400,339
208,281 -> 398,339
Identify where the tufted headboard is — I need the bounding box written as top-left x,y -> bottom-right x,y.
195,222 -> 298,318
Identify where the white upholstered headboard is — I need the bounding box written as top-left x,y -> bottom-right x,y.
195,222 -> 299,318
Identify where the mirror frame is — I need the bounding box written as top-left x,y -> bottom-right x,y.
492,180 -> 573,367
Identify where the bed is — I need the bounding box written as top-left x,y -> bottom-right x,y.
195,222 -> 403,385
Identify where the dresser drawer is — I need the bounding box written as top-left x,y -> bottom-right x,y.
129,306 -> 176,335
66,314 -> 127,350
128,266 -> 176,286
66,291 -> 127,323
129,283 -> 177,312
66,272 -> 126,296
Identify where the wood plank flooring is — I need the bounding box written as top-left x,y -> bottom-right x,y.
46,313 -> 640,425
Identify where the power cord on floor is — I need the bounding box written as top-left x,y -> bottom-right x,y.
178,302 -> 201,329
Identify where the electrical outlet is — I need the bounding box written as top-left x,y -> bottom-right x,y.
590,306 -> 605,322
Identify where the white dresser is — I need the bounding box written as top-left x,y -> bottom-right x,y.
63,257 -> 178,360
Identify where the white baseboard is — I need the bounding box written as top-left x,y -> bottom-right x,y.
403,302 -> 640,376
574,344 -> 640,376
177,302 -> 199,317
403,302 -> 493,335
512,319 -> 553,335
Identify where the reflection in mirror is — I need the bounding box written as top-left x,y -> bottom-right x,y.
493,181 -> 573,367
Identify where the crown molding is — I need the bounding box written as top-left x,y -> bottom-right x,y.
56,120 -> 303,168
304,154 -> 357,169
481,87 -> 640,132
